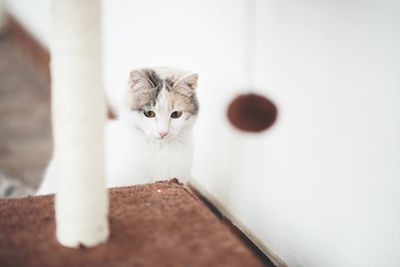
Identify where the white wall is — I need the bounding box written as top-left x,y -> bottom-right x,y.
5,0 -> 50,46
101,0 -> 248,115
5,1 -> 400,266
222,1 -> 400,266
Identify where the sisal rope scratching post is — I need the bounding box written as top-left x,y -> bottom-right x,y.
51,0 -> 109,247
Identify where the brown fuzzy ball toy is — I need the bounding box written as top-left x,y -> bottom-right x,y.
227,93 -> 277,133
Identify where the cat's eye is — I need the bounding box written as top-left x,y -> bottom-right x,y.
171,111 -> 182,119
143,110 -> 156,118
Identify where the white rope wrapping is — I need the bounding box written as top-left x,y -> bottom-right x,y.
51,0 -> 109,247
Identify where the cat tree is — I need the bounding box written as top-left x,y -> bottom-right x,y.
51,0 -> 108,247
0,0 -> 273,266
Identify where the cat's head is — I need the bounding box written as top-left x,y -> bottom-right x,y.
120,67 -> 199,142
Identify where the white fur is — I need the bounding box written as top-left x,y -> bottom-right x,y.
37,67 -> 197,195
105,118 -> 194,187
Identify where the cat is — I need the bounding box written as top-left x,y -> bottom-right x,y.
36,67 -> 199,195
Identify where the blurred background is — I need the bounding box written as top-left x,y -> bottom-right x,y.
0,0 -> 399,266
0,0 -> 51,190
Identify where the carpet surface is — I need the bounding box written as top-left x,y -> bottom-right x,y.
0,179 -> 266,267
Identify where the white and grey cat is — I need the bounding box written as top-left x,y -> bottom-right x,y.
37,67 -> 199,195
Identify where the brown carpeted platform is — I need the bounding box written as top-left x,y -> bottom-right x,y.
0,179 -> 266,267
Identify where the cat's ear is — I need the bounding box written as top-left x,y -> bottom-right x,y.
175,73 -> 198,92
129,70 -> 155,91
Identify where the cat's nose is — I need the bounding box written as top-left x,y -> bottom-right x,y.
159,131 -> 168,138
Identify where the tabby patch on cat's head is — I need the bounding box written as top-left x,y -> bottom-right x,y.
124,67 -> 199,141
129,68 -> 199,115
